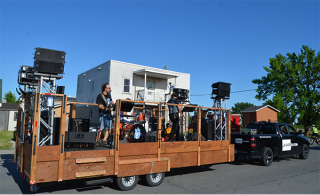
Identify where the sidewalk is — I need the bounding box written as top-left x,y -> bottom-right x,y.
0,141 -> 15,154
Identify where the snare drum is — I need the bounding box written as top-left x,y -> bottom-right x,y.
136,113 -> 145,122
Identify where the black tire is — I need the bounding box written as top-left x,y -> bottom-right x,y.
145,172 -> 165,187
260,147 -> 273,166
299,144 -> 309,159
115,175 -> 139,191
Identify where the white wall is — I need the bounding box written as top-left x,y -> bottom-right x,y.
8,110 -> 16,131
77,60 -> 191,104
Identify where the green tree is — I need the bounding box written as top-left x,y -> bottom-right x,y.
253,45 -> 320,135
263,95 -> 294,123
4,91 -> 19,103
231,102 -> 255,114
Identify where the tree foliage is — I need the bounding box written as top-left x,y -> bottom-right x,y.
231,102 -> 255,114
253,45 -> 320,134
4,91 -> 19,103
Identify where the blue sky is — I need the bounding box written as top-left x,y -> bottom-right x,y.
0,0 -> 319,109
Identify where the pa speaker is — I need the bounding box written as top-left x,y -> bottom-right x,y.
34,47 -> 66,63
69,118 -> 90,132
56,86 -> 65,94
34,60 -> 64,74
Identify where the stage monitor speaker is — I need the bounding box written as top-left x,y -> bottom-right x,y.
193,118 -> 213,140
56,86 -> 65,94
34,47 -> 66,64
69,118 -> 90,132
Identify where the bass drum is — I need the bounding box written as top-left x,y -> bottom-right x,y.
128,124 -> 146,143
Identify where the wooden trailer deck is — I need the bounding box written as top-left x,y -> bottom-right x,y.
15,94 -> 234,192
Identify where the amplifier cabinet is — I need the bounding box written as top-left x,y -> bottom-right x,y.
65,132 -> 96,143
69,118 -> 90,132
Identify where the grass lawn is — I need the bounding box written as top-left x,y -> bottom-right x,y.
0,131 -> 14,150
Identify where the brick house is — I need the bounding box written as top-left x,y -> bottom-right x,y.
241,105 -> 280,127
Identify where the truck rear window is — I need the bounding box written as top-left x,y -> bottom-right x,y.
261,125 -> 277,134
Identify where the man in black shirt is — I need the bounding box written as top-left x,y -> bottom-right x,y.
167,92 -> 182,141
96,83 -> 115,146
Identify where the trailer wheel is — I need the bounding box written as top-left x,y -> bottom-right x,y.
260,147 -> 273,166
115,175 -> 138,191
145,172 -> 165,187
30,184 -> 38,193
299,144 -> 309,159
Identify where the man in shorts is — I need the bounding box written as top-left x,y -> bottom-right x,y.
96,83 -> 114,146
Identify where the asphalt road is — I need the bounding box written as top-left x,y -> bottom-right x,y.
1,145 -> 319,194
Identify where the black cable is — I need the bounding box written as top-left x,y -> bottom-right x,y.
189,89 -> 257,96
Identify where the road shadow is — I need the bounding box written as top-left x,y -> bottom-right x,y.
230,156 -> 295,166
0,154 -> 30,194
309,145 -> 320,150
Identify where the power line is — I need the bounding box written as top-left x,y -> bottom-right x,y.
189,89 -> 257,96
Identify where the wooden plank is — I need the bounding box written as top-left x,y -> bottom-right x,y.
68,149 -> 111,159
157,103 -> 162,160
23,142 -> 32,178
227,110 -> 231,162
35,161 -> 58,183
58,95 -> 67,182
200,140 -> 229,151
160,141 -> 198,154
119,158 -> 159,165
14,105 -> 22,164
118,161 -> 168,177
36,146 -> 60,162
162,152 -> 198,168
75,170 -> 106,178
229,144 -> 235,162
200,150 -> 228,165
114,99 -> 121,176
197,107 -> 201,166
76,157 -> 107,164
63,158 -> 114,180
119,154 -> 157,161
30,93 -> 40,184
119,142 -> 158,156
20,96 -> 30,173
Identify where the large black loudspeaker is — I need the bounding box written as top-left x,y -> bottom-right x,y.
193,118 -> 213,140
173,88 -> 189,100
34,47 -> 66,75
69,118 -> 90,132
56,86 -> 65,94
211,82 -> 231,99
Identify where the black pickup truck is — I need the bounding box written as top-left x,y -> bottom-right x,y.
231,123 -> 309,166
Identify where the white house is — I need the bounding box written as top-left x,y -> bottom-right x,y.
76,60 -> 191,129
76,60 -> 190,104
0,103 -> 19,131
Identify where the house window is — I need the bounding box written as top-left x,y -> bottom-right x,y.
123,78 -> 130,93
14,112 -> 18,121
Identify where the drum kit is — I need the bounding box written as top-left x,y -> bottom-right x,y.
112,112 -> 147,142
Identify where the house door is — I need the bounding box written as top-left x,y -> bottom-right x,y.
146,82 -> 154,101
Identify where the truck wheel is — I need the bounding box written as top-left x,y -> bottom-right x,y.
299,144 -> 309,159
115,175 -> 138,191
260,147 -> 273,166
145,172 -> 165,187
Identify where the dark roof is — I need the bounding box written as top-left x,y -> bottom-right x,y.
241,105 -> 280,113
0,103 -> 19,111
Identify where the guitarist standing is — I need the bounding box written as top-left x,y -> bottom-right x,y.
96,83 -> 115,146
167,92 -> 182,141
